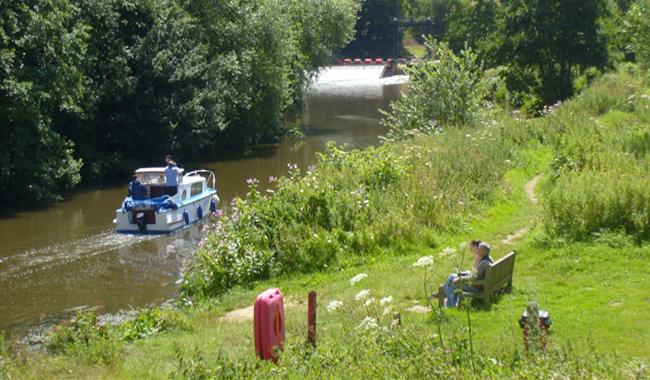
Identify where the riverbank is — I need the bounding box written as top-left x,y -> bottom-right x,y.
2,67 -> 649,378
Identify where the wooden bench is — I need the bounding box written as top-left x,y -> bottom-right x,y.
438,250 -> 516,306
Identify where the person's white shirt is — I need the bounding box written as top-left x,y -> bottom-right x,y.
164,165 -> 179,186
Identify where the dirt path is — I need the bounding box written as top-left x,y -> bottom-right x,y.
502,175 -> 541,245
220,302 -> 297,322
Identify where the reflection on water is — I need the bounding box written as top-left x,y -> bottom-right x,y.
0,66 -> 405,334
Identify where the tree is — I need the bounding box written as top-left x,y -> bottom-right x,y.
498,0 -> 609,106
1,0 -> 87,204
340,0 -> 402,58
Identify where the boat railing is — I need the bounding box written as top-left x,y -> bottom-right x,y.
184,170 -> 216,190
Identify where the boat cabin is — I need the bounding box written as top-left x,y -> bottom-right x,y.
133,167 -> 185,198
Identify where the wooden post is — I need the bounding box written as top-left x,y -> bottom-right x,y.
307,291 -> 317,346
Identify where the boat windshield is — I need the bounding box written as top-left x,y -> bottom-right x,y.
137,172 -> 165,185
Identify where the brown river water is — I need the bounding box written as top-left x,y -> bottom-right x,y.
0,66 -> 405,336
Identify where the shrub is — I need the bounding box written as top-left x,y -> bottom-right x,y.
120,309 -> 193,342
46,312 -> 122,365
381,38 -> 491,140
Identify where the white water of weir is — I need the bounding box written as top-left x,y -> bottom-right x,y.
310,65 -> 408,97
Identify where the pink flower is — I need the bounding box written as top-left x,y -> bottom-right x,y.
268,176 -> 278,183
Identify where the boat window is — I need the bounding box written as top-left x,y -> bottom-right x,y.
191,182 -> 203,197
140,172 -> 164,185
182,190 -> 187,200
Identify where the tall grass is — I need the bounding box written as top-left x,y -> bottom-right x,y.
539,65 -> 650,241
168,325 -> 644,379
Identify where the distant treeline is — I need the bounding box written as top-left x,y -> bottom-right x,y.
345,0 -> 648,110
0,0 -> 359,205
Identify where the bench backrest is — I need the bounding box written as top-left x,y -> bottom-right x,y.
484,251 -> 516,294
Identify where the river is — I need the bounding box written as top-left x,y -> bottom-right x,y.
0,65 -> 405,335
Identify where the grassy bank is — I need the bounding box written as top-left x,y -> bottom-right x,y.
2,67 -> 649,379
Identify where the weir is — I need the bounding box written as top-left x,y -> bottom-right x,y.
310,65 -> 407,97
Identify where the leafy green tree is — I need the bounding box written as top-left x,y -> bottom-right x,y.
340,0 -> 402,58
1,0 -> 87,204
627,0 -> 650,70
445,0 -> 500,66
498,0 -> 609,106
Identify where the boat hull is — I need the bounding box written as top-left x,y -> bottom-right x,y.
114,191 -> 216,234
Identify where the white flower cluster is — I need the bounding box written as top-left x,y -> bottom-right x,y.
413,255 -> 433,267
349,273 -> 368,285
358,316 -> 378,330
439,246 -> 457,257
326,300 -> 343,312
355,289 -> 371,301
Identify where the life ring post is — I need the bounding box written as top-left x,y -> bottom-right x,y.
308,291 -> 317,347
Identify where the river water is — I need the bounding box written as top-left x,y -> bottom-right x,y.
0,66 -> 405,335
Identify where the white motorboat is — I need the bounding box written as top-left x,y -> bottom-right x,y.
114,167 -> 219,234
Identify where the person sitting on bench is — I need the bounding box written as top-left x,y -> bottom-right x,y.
164,160 -> 180,196
441,240 -> 493,307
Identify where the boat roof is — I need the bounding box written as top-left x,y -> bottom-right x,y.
135,167 -> 185,174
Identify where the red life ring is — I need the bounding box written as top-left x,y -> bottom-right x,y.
254,288 -> 285,360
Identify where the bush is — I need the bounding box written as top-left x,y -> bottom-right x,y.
381,39 -> 491,140
120,308 -> 193,342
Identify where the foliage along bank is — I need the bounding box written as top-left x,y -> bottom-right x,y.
0,0 -> 360,206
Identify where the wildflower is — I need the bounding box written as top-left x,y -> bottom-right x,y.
349,273 -> 368,285
413,255 -> 433,267
382,307 -> 392,316
364,297 -> 375,307
212,209 -> 224,218
326,300 -> 343,312
287,163 -> 298,171
355,289 -> 371,301
268,176 -> 277,183
308,164 -> 316,173
231,212 -> 239,223
380,296 -> 393,305
358,316 -> 378,330
439,247 -> 457,257
246,177 -> 259,186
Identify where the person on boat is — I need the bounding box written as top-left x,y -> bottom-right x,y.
164,160 -> 180,196
128,175 -> 146,200
441,240 -> 494,307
